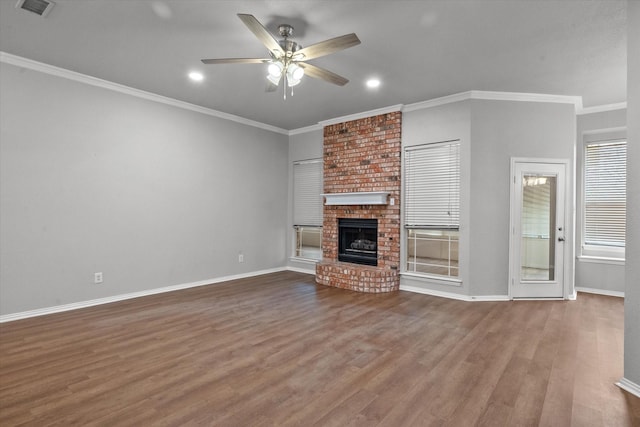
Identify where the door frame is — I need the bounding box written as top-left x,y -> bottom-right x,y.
509,157 -> 572,300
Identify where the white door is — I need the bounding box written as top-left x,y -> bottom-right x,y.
510,160 -> 566,298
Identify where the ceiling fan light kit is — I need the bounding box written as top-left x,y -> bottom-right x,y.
267,62 -> 284,77
201,13 -> 360,99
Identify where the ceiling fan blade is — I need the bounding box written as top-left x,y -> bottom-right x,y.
299,63 -> 349,86
201,58 -> 271,64
295,33 -> 361,61
237,14 -> 285,57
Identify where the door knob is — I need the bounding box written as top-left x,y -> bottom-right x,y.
558,237 -> 565,242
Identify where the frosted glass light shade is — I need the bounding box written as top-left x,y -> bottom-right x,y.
267,74 -> 281,85
268,62 -> 284,77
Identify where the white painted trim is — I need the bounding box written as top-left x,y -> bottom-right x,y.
616,378 -> 640,398
399,285 -> 509,302
509,158 -> 571,299
288,256 -> 320,264
0,51 -> 289,135
403,90 -> 583,112
577,102 -> 627,115
577,255 -> 625,266
469,90 -> 583,109
581,126 -> 626,139
5,50 -> 600,134
400,285 -> 469,300
322,191 -> 389,205
468,295 -> 511,302
403,91 -> 473,112
288,123 -> 322,136
0,267 -> 287,323
318,104 -> 404,127
286,265 -> 316,275
575,287 -> 624,298
400,272 -> 462,287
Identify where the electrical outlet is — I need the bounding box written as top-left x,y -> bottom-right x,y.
238,253 -> 244,263
94,272 -> 103,284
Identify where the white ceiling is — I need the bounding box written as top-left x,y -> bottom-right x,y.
0,0 -> 627,130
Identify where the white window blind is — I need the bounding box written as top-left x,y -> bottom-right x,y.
293,159 -> 323,226
405,141 -> 460,228
584,140 -> 626,248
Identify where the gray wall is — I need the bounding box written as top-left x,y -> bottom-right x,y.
0,62 -> 289,315
575,108 -> 627,293
286,128 -> 323,273
401,101 -> 472,296
624,0 -> 640,391
469,100 -> 576,297
401,99 -> 575,298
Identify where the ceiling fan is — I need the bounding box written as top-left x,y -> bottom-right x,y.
201,14 -> 361,98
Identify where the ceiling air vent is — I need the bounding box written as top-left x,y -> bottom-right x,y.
15,0 -> 55,17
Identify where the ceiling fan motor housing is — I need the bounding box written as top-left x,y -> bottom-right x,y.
276,24 -> 301,58
278,24 -> 294,38
279,39 -> 301,57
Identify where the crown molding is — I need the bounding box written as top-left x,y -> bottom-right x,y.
403,91 -> 474,112
0,51 -> 289,135
318,104 -> 404,127
577,102 -> 627,115
470,90 -> 583,108
403,90 -> 583,112
7,51 -> 618,134
297,90 -> 586,133
288,123 -> 323,136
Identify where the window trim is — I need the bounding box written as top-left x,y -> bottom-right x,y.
402,140 -> 461,279
400,271 -> 463,286
580,130 -> 626,261
292,158 -> 323,261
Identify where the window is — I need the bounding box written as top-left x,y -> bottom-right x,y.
404,141 -> 460,277
293,159 -> 323,260
583,138 -> 626,259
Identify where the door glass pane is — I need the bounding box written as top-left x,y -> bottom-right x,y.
521,174 -> 556,281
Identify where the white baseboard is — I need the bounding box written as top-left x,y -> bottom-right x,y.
399,285 -> 509,302
616,378 -> 640,398
468,295 -> 511,302
0,267 -> 289,323
286,265 -> 317,275
576,287 -> 625,298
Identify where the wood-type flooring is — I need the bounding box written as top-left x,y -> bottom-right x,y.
1,271 -> 639,426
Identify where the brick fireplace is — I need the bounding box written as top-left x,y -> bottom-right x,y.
315,111 -> 402,292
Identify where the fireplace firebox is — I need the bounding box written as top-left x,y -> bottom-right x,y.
338,218 -> 378,266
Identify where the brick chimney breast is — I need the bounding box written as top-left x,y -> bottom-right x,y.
316,112 -> 402,293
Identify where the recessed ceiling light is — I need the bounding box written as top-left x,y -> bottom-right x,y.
366,78 -> 381,89
188,72 -> 204,82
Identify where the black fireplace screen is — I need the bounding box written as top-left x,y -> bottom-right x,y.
338,218 -> 378,266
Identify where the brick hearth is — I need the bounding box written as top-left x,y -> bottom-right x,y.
316,111 -> 402,292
